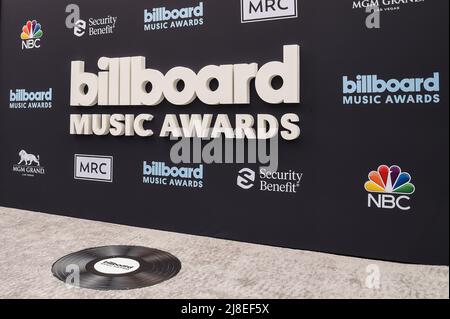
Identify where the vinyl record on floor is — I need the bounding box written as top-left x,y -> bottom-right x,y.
51,245 -> 181,290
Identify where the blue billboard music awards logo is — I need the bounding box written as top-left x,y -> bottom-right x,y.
143,161 -> 204,189
144,1 -> 204,31
342,72 -> 440,105
9,89 -> 53,109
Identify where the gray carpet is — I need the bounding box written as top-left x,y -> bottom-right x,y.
0,206 -> 448,299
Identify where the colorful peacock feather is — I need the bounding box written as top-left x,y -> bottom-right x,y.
20,20 -> 43,40
364,165 -> 415,195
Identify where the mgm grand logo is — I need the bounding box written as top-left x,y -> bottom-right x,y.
12,149 -> 45,177
352,0 -> 426,11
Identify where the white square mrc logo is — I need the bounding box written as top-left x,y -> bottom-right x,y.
241,0 -> 298,23
74,154 -> 113,182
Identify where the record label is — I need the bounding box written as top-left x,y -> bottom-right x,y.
93,257 -> 140,275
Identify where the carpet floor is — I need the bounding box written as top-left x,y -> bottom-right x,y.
0,206 -> 448,299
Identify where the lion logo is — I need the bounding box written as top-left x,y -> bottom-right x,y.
17,150 -> 40,166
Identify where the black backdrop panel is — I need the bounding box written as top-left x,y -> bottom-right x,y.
0,0 -> 448,265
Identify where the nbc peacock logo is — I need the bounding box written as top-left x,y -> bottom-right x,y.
20,20 -> 43,50
364,165 -> 415,211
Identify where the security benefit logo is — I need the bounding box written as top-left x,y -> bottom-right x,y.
144,1 -> 204,31
143,161 -> 203,189
12,150 -> 45,177
237,168 -> 256,190
74,154 -> 113,182
241,0 -> 298,23
9,89 -> 52,109
364,165 -> 415,211
20,20 -> 43,50
237,168 -> 302,193
65,4 -> 117,37
342,72 -> 440,105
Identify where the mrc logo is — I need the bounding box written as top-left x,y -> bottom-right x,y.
74,154 -> 113,182
241,0 -> 298,23
364,165 -> 415,211
21,20 -> 43,50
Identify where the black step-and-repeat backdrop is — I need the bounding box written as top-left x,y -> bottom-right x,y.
0,0 -> 448,265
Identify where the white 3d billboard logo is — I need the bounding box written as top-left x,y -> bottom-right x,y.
70,45 -> 300,106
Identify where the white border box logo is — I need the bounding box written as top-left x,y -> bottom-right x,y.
241,0 -> 298,23
74,154 -> 113,182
